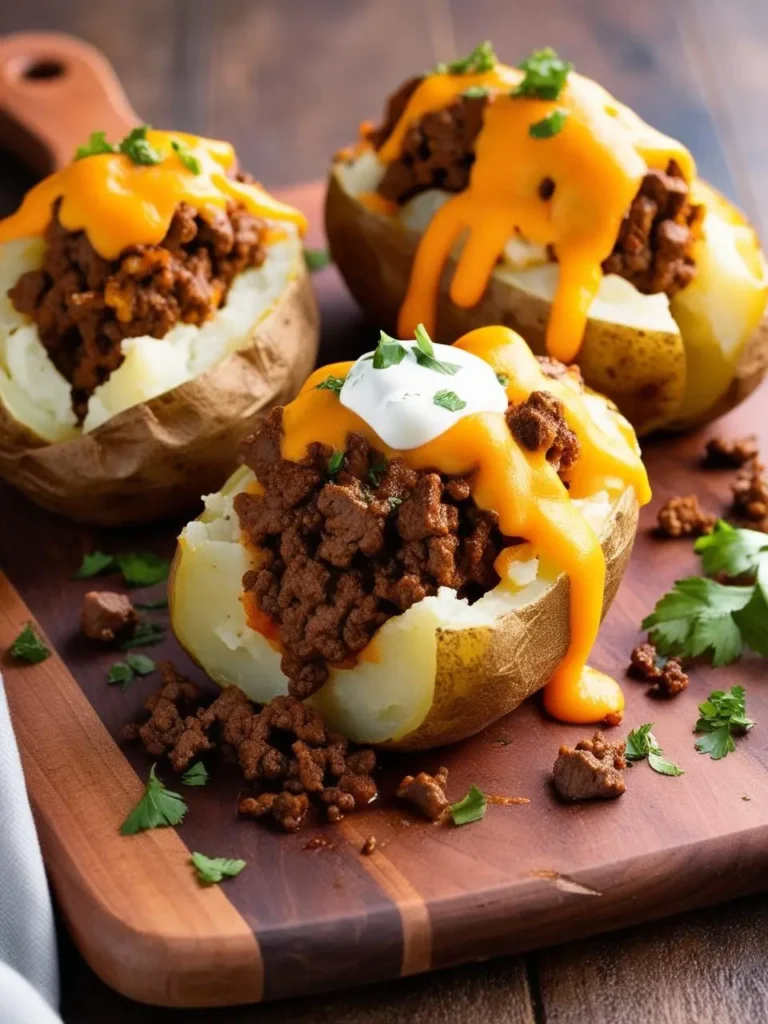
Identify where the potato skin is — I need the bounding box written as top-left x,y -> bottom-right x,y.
0,269 -> 319,525
325,165 -> 768,436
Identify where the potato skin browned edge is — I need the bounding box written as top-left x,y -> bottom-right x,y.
325,166 -> 768,436
0,269 -> 320,525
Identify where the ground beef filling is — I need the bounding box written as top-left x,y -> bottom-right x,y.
234,379 -> 580,699
8,197 -> 267,422
368,84 -> 702,297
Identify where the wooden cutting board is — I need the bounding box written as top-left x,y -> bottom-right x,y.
1,31 -> 768,1011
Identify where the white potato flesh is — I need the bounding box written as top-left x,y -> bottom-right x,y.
0,226 -> 303,441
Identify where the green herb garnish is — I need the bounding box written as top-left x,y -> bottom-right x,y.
9,623 -> 50,664
327,450 -> 345,476
462,85 -> 490,100
413,323 -> 460,375
171,139 -> 201,174
120,764 -> 187,835
434,389 -> 467,412
496,372 -> 510,387
695,686 -> 754,760
369,457 -> 388,487
74,130 -> 117,160
118,124 -> 162,166
182,762 -> 209,787
107,662 -> 134,691
121,621 -> 166,651
133,597 -> 169,610
529,109 -> 568,139
513,47 -> 572,100
116,553 -> 169,588
388,496 -> 403,511
74,551 -> 116,579
625,723 -> 683,776
372,330 -> 408,370
450,784 -> 487,825
434,41 -> 497,76
314,375 -> 346,394
190,852 -> 246,885
304,247 -> 332,272
695,520 -> 768,579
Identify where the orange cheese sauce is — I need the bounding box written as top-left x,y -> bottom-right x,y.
0,130 -> 307,259
377,66 -> 694,363
279,326 -> 650,724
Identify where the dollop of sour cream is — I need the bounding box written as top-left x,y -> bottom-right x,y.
340,339 -> 508,449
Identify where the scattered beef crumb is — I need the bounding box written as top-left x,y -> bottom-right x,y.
732,460 -> 768,527
552,731 -> 627,802
361,835 -> 377,856
397,767 -> 450,821
239,792 -> 309,834
603,710 -> 624,728
507,391 -> 580,477
704,435 -> 759,468
629,642 -> 689,698
303,835 -> 334,851
124,662 -> 210,772
656,495 -> 716,538
81,590 -> 138,642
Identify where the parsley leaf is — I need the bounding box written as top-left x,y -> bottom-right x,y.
372,330 -> 408,369
190,852 -> 247,885
314,375 -> 346,394
327,450 -> 345,476
625,723 -> 683,776
304,247 -> 332,272
413,323 -> 460,375
694,685 -> 754,760
641,576 -> 753,667
694,520 -> 768,579
133,596 -> 169,610
118,124 -> 162,166
170,139 -> 201,174
182,762 -> 209,787
414,323 -> 435,358
75,130 -> 117,161
369,457 -> 388,487
120,765 -> 187,834
107,662 -> 134,691
434,389 -> 467,412
529,109 -> 569,139
734,566 -> 768,657
496,372 -> 510,387
126,653 -> 156,676
74,551 -> 116,579
121,621 -> 166,650
434,41 -> 497,76
513,47 -> 572,100
9,623 -> 50,664
116,552 -> 169,588
648,749 -> 685,777
462,85 -> 490,99
450,784 -> 487,825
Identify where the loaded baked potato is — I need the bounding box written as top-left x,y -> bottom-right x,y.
0,127 -> 319,524
171,324 -> 648,750
326,43 -> 768,436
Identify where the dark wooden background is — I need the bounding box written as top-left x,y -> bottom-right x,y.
1,1 -> 768,1021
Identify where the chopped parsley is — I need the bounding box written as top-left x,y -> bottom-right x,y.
695,686 -> 754,760
372,330 -> 408,369
304,247 -> 332,272
513,47 -> 572,100
74,551 -> 116,579
625,723 -> 683,776
529,109 -> 569,139
116,552 -> 169,588
120,764 -> 187,834
74,130 -> 116,160
496,372 -> 510,387
434,41 -> 497,76
388,495 -> 403,511
413,323 -> 460,375
695,520 -> 768,579
327,449 -> 345,476
450,784 -> 487,825
9,623 -> 50,664
462,85 -> 490,100
433,389 -> 467,412
368,457 -> 388,487
182,762 -> 209,787
314,375 -> 346,394
107,662 -> 134,691
118,124 -> 162,166
121,621 -> 166,650
190,852 -> 247,885
171,139 -> 201,174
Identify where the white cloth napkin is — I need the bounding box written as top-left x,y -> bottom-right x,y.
0,677 -> 61,1024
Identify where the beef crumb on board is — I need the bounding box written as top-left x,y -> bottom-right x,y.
629,642 -> 689,697
704,435 -> 759,468
124,664 -> 378,833
553,732 -> 627,801
732,460 -> 768,528
361,835 -> 377,855
656,495 -> 716,538
396,767 -> 450,821
81,590 -> 138,642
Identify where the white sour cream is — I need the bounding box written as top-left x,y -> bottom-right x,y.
340,339 -> 508,450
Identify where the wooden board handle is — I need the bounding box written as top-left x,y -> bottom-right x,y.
0,32 -> 139,175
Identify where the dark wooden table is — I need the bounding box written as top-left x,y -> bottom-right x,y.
2,2 -> 768,1021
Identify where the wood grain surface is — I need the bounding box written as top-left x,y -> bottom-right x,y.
0,2 -> 768,1022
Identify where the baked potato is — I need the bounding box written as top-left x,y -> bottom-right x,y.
0,129 -> 319,524
326,44 -> 768,436
170,324 -> 647,750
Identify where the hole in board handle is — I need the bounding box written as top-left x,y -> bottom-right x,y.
21,58 -> 67,81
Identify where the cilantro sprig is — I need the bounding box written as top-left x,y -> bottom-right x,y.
695,686 -> 754,760
190,852 -> 247,885
371,330 -> 408,369
695,520 -> 768,579
75,131 -> 117,160
107,654 -> 156,692
434,41 -> 497,76
450,784 -> 487,825
120,765 -> 187,835
182,762 -> 209,787
73,550 -> 169,587
625,724 -> 683,776
75,124 -> 164,167
9,623 -> 50,665
513,47 -> 572,100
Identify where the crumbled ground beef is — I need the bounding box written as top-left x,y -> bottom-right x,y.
553,731 -> 627,801
125,667 -> 378,833
9,198 -> 266,422
397,767 -> 450,821
704,435 -> 759,469
507,391 -> 580,478
368,80 -> 701,297
656,495 -> 716,538
629,642 -> 689,697
81,590 -> 137,642
361,835 -> 377,855
234,372 -> 579,698
732,460 -> 768,527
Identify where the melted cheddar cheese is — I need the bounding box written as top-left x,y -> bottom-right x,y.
278,326 -> 651,724
0,130 -> 306,260
374,65 -> 695,363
